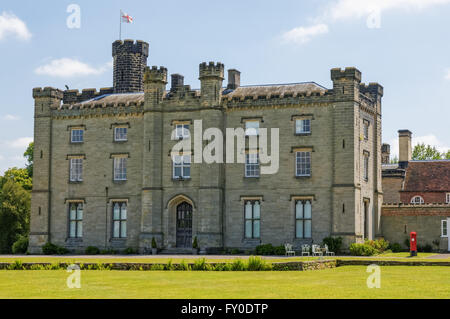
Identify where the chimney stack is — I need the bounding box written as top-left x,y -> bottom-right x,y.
227,69 -> 241,90
381,143 -> 390,164
171,74 -> 184,92
398,130 -> 412,168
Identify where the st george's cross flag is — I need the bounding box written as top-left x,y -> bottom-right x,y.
121,10 -> 133,24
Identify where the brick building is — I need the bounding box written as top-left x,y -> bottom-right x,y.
381,131 -> 450,252
29,39 -> 384,254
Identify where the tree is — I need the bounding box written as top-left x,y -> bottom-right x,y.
1,168 -> 32,191
0,179 -> 31,253
444,150 -> 450,160
24,142 -> 34,177
412,143 -> 442,160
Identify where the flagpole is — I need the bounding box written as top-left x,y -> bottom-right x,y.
119,10 -> 122,40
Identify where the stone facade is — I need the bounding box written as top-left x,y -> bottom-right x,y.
29,40 -> 383,254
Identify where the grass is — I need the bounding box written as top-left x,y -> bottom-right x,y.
0,253 -> 447,264
0,266 -> 448,299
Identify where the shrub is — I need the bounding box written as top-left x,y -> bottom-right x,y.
42,242 -> 69,255
192,237 -> 198,249
192,258 -> 209,271
322,236 -> 343,255
365,238 -> 389,253
179,260 -> 191,271
273,246 -> 286,256
151,237 -> 157,249
8,260 -> 24,270
213,263 -> 232,271
418,244 -> 433,253
100,248 -> 116,255
12,236 -> 28,254
247,256 -> 271,271
231,259 -> 246,271
165,260 -> 175,271
231,248 -> 240,255
150,264 -> 164,271
124,247 -> 137,255
389,243 -> 402,253
255,244 -> 275,256
349,243 -> 377,256
85,246 -> 100,255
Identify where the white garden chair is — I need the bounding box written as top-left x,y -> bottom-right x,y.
312,244 -> 323,257
284,243 -> 295,256
301,244 -> 311,256
324,244 -> 335,256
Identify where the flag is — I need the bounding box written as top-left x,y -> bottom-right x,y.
121,10 -> 133,24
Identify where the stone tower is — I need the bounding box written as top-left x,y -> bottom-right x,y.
112,39 -> 149,93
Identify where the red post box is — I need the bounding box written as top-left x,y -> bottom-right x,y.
410,232 -> 417,257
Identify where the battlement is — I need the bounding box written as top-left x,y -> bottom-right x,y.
331,67 -> 362,82
199,62 -> 225,79
360,82 -> 384,98
62,87 -> 114,104
33,87 -> 64,99
112,39 -> 149,57
144,66 -> 168,84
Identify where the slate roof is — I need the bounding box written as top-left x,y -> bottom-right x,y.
403,160 -> 450,192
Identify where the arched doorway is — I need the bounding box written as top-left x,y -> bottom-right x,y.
176,202 -> 192,248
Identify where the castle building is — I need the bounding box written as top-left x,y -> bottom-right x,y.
381,130 -> 450,252
29,39 -> 384,254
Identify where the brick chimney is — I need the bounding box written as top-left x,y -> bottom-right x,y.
381,143 -> 390,164
227,69 -> 241,90
398,130 -> 412,168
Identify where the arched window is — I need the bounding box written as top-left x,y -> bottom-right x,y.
411,196 -> 424,204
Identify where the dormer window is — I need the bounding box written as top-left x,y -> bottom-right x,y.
411,196 -> 424,204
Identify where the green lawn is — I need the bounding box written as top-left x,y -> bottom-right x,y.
0,266 -> 448,299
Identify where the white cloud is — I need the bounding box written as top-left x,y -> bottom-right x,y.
2,114 -> 20,121
388,134 -> 450,159
282,24 -> 329,44
322,0 -> 450,22
35,58 -> 111,78
0,11 -> 32,41
5,137 -> 33,149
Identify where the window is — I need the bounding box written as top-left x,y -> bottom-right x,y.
68,202 -> 83,238
175,124 -> 190,139
411,196 -> 424,204
173,154 -> 191,179
244,200 -> 261,239
441,220 -> 448,237
363,121 -> 369,140
446,193 -> 450,204
295,200 -> 312,239
114,157 -> 127,181
245,121 -> 259,136
296,151 -> 311,177
113,202 -> 127,238
245,153 -> 260,178
69,158 -> 83,182
114,127 -> 128,141
363,154 -> 369,181
71,129 -> 84,143
295,119 -> 311,134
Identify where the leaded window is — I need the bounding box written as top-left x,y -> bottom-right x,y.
114,157 -> 127,181
113,202 -> 127,238
173,154 -> 191,179
245,200 -> 261,239
69,158 -> 83,182
245,153 -> 260,177
295,200 -> 312,239
114,127 -> 128,141
296,119 -> 311,134
69,202 -> 83,238
296,151 -> 311,177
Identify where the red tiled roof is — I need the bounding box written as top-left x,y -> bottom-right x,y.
403,161 -> 450,192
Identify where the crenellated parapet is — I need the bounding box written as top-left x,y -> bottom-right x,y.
112,39 -> 149,57
62,87 -> 114,104
144,66 -> 168,84
33,87 -> 64,100
199,62 -> 224,80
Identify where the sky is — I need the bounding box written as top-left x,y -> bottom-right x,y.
0,0 -> 450,174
